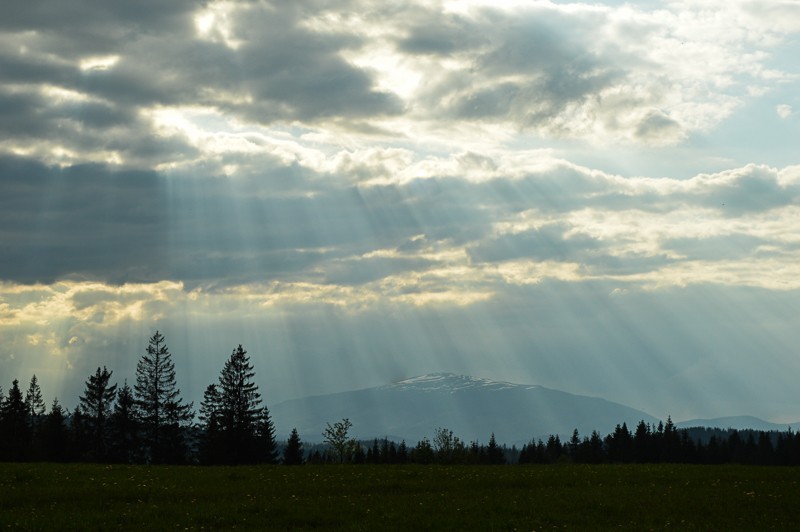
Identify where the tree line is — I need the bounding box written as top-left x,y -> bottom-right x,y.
0,332 -> 278,465
3,331 -> 800,466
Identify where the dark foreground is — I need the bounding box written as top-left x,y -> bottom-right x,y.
2,463 -> 799,530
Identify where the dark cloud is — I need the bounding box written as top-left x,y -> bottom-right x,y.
0,0 -> 403,170
397,15 -> 485,56
0,155 -> 477,287
467,223 -> 601,263
224,5 -> 403,122
663,234 -> 769,261
635,110 -> 683,143
0,0 -> 197,46
408,7 -> 625,133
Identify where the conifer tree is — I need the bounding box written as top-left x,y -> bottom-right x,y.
214,344 -> 275,463
109,382 -> 139,463
80,366 -> 117,461
25,374 -> 46,418
69,405 -> 90,460
134,331 -> 193,464
198,384 -> 223,464
283,428 -> 304,465
486,433 -> 506,464
25,375 -> 47,459
256,406 -> 279,464
43,398 -> 70,462
1,379 -> 30,461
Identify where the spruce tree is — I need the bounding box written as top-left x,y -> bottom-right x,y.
79,366 -> 117,461
109,382 -> 139,463
25,375 -> 47,459
216,344 -> 270,463
198,384 -> 223,464
25,375 -> 46,418
134,331 -> 193,464
256,406 -> 279,464
283,428 -> 304,465
1,379 -> 30,461
43,398 -> 70,462
486,433 -> 506,464
69,405 -> 90,460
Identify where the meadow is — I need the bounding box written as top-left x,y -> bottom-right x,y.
2,462 -> 799,530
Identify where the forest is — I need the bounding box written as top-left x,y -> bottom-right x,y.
3,331 -> 800,467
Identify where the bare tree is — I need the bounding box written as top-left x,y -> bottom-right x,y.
323,418 -> 354,463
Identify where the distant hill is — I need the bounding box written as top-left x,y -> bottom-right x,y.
270,373 -> 658,445
675,416 -> 799,432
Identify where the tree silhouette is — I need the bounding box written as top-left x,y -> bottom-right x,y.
218,344 -> 262,463
209,344 -> 277,464
283,428 -> 304,465
43,398 -> 70,462
255,406 -> 279,464
1,379 -> 30,461
323,418 -> 354,463
109,382 -> 139,463
24,375 -> 47,459
80,366 -> 117,461
486,433 -> 506,464
25,375 -> 46,418
198,383 -> 223,464
134,331 -> 193,464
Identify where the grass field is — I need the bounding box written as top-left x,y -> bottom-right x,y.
2,462 -> 799,530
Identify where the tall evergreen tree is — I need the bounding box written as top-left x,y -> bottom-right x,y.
134,331 -> 193,464
25,374 -> 46,418
43,398 -> 70,462
213,344 -> 274,463
283,428 -> 304,465
25,375 -> 47,459
79,366 -> 117,461
198,384 -> 223,464
1,379 -> 31,461
109,382 -> 139,463
69,405 -> 90,460
486,433 -> 506,465
256,405 -> 279,464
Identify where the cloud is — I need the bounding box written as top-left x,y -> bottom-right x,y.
777,104 -> 793,119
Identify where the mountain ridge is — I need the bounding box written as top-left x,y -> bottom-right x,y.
270,373 -> 797,444
270,372 -> 658,444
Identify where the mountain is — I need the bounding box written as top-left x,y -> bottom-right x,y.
675,416 -> 799,432
270,373 -> 658,445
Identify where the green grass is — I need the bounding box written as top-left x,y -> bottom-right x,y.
2,463 -> 800,530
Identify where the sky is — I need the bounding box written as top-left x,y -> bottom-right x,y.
2,0 -> 800,425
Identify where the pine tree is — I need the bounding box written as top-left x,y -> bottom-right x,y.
25,375 -> 47,459
25,375 -> 46,418
109,382 -> 139,463
283,428 -> 304,465
198,384 -> 223,464
79,366 -> 117,461
134,331 -> 193,464
1,379 -> 31,461
69,405 -> 90,460
215,344 -> 271,463
486,433 -> 506,464
256,406 -> 279,464
43,398 -> 70,462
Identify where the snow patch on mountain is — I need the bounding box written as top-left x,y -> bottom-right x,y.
382,372 -> 541,393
